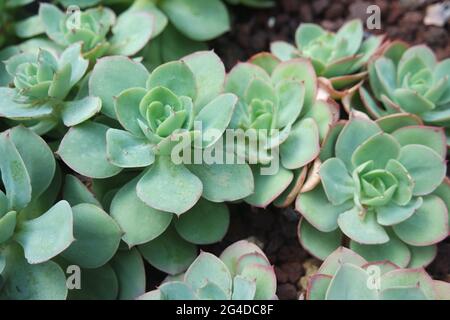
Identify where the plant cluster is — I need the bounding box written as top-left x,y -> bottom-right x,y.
139,240 -> 276,300
306,247 -> 450,300
0,1 -> 448,300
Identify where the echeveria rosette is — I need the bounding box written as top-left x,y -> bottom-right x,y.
296,111 -> 449,268
345,42 -> 450,146
271,20 -> 383,97
0,37 -> 62,87
138,240 -> 277,300
57,0 -> 230,42
58,52 -> 252,274
0,126 -> 73,299
225,53 -> 339,208
39,3 -> 154,61
306,247 -> 450,300
0,43 -> 100,135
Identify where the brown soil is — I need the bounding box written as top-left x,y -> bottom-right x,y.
206,0 -> 450,300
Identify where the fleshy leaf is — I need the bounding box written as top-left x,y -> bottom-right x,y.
350,235 -> 411,268
408,245 -> 437,268
398,145 -> 445,196
115,87 -> 147,137
63,174 -> 101,207
89,56 -> 149,118
67,264 -> 118,300
195,93 -> 237,148
295,23 -> 326,49
109,12 -> 153,56
14,200 -> 74,264
318,247 -> 367,276
280,118 -> 320,169
159,281 -> 197,300
393,195 -> 448,246
319,157 -> 354,205
338,208 -> 389,245
296,185 -> 353,232
111,248 -> 146,300
240,264 -> 277,300
298,218 -> 342,260
335,114 -> 381,169
325,263 -> 378,300
232,275 -> 256,300
245,165 -> 293,208
0,211 -> 17,244
187,162 -> 254,202
174,199 -> 229,245
392,126 -> 446,159
351,133 -> 401,169
307,274 -> 332,300
0,129 -> 31,211
182,51 -> 226,112
58,121 -> 123,179
376,197 -> 422,226
0,245 -> 67,299
139,226 -> 197,275
9,126 -> 55,200
110,177 -> 172,247
147,60 -> 196,99
106,129 -> 155,168
185,252 -> 232,298
61,96 -> 101,127
61,203 -> 122,269
219,240 -> 265,277
159,0 -> 229,41
136,157 -> 202,215
271,59 -> 317,112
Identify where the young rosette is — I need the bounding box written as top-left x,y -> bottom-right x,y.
296,111 -> 449,268
306,247 -> 450,300
39,3 -> 154,60
138,240 -> 277,300
54,0 -> 230,44
225,53 -> 339,208
344,42 -> 450,146
0,43 -> 100,135
271,20 -> 383,97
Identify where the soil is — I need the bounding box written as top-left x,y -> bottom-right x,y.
212,0 -> 450,70
205,0 -> 450,300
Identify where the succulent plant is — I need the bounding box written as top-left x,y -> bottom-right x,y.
0,43 -> 100,135
344,42 -> 450,146
57,52 -> 253,273
225,53 -> 339,208
0,125 -> 72,299
39,3 -> 154,61
306,247 -> 450,300
0,38 -> 61,87
57,0 -> 230,42
297,111 -> 449,268
0,125 -> 134,300
139,240 -> 277,300
271,20 -> 383,96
